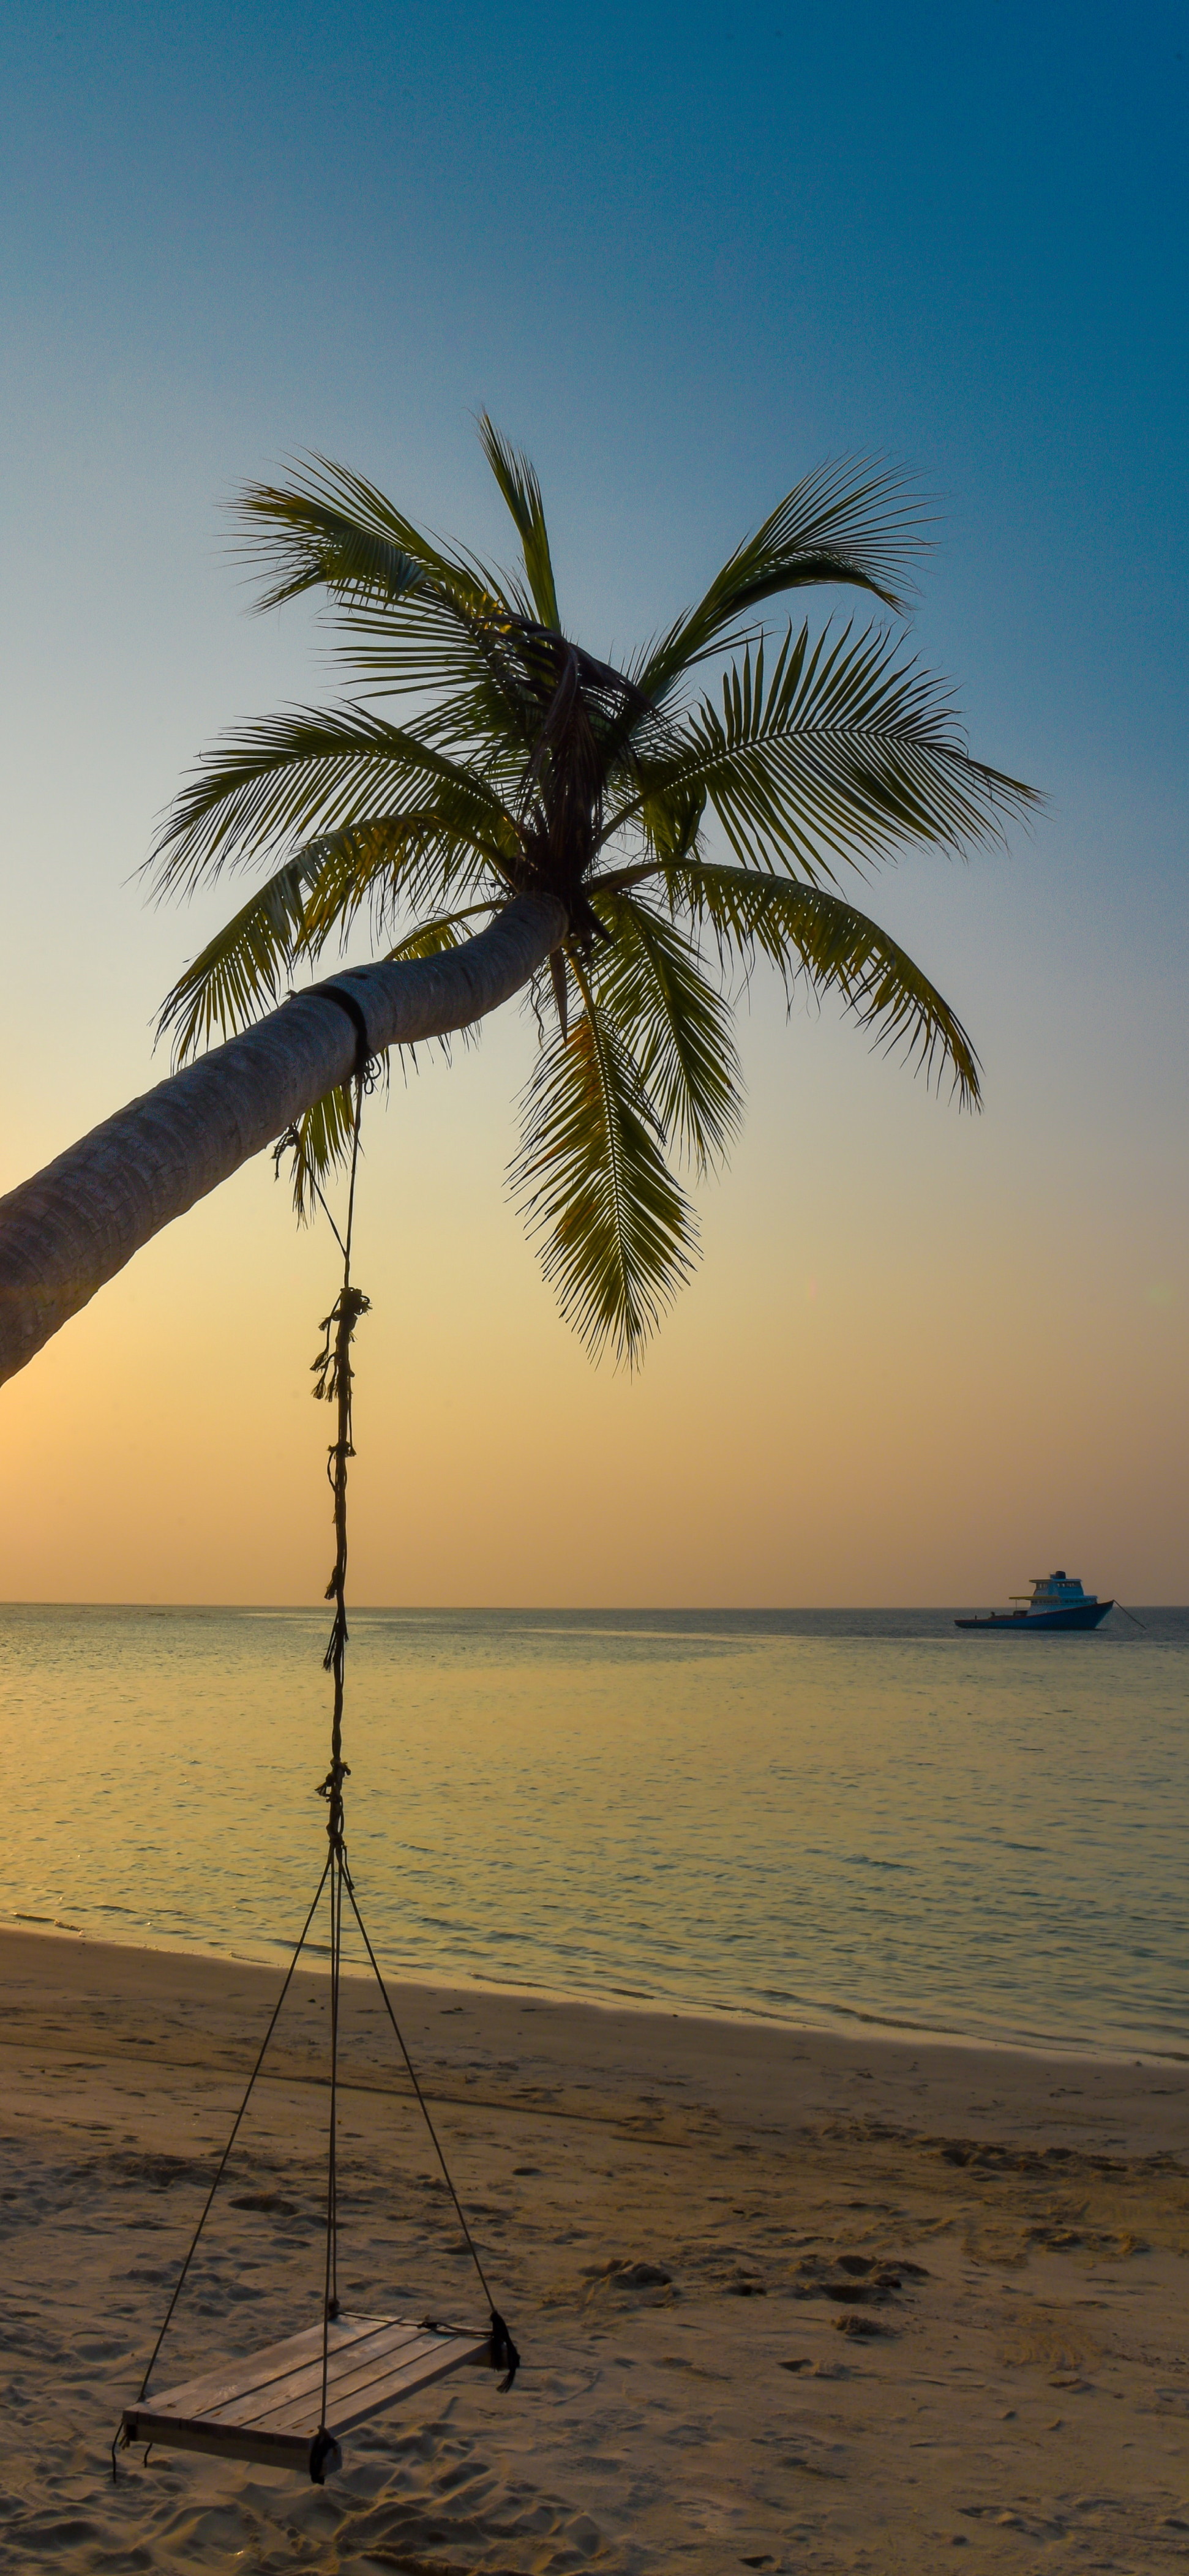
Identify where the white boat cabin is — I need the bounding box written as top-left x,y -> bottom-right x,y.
1010,1571 -> 1098,1613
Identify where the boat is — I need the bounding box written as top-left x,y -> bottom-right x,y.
955,1571 -> 1114,1632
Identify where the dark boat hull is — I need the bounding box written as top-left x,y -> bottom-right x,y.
955,1600 -> 1114,1631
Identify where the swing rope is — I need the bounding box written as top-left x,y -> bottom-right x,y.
120,1069 -> 518,2484
310,1074 -> 369,2442
131,1854 -> 332,2413
309,1075 -> 519,2425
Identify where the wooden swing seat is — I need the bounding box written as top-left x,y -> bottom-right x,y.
121,2312 -> 493,2480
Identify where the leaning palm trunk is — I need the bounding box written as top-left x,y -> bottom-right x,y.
0,894 -> 564,1387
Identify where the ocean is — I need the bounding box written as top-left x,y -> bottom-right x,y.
3,1603 -> 1187,2058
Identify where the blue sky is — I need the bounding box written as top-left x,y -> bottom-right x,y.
6,0 -> 1187,788
6,1 -> 1186,737
1,0 -> 1185,1600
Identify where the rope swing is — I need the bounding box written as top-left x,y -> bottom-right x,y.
115,1073 -> 519,2485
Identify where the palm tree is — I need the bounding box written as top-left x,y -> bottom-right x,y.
0,424 -> 1035,1385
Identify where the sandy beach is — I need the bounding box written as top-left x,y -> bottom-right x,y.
2,1925 -> 1188,2572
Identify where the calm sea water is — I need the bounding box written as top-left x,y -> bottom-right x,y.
2,1604 -> 1186,2057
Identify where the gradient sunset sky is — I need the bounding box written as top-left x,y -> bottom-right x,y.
1,0 -> 1185,1603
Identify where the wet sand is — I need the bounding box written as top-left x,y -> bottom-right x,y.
2,1925 -> 1188,2571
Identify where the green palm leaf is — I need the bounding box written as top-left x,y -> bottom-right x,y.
156,850 -> 337,1061
510,967 -> 696,1366
149,708 -> 521,900
586,896 -> 741,1171
294,817 -> 503,949
158,853 -> 316,1061
275,1081 -> 360,1222
233,453 -> 514,623
653,861 -> 981,1104
231,457 -> 549,737
477,414 -> 561,629
611,624 -> 1037,883
633,459 -> 930,703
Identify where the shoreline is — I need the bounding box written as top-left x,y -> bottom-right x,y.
4,1920 -> 1189,2154
3,1910 -> 1185,2071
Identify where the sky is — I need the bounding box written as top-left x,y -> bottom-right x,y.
0,0 -> 1185,1604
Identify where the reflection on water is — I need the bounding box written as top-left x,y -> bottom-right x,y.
2,1604 -> 1187,2055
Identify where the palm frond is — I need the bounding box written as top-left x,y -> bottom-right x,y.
510,970 -> 696,1366
653,861 -> 982,1104
607,624 -> 1038,883
232,454 -> 515,622
274,1082 -> 358,1222
231,458 -> 551,743
587,897 -> 742,1172
149,707 -> 521,899
158,853 -> 315,1060
477,416 -> 561,629
633,460 -> 930,703
636,780 -> 708,866
294,817 -> 504,951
